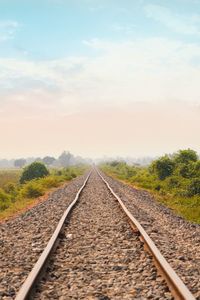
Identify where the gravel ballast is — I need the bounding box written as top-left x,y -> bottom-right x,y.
100,171 -> 200,299
0,173 -> 89,299
35,171 -> 171,300
1,169 -> 198,299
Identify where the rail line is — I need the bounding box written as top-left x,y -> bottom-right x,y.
15,168 -> 195,300
15,171 -> 91,300
96,169 -> 196,300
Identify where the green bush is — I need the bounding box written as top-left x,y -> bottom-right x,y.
20,162 -> 49,184
100,149 -> 200,223
40,176 -> 63,188
63,167 -> 78,180
174,149 -> 198,164
178,163 -> 194,178
55,170 -> 62,176
3,182 -> 16,194
20,181 -> 44,198
63,174 -> 73,180
110,160 -> 122,167
0,165 -> 88,217
165,176 -> 180,188
0,189 -> 11,211
194,161 -> 200,176
187,179 -> 200,196
150,155 -> 175,180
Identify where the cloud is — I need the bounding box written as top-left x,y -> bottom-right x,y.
144,4 -> 200,35
0,20 -> 20,42
111,24 -> 136,35
1,36 -> 200,121
1,34 -> 200,157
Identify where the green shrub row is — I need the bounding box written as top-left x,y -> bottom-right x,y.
0,164 -> 88,212
100,149 -> 200,223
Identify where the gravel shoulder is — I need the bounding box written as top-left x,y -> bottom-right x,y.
35,171 -> 171,300
101,171 -> 200,299
0,173 -> 89,299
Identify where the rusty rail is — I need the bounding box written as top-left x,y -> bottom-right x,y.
15,169 -> 195,300
15,171 -> 91,300
96,168 -> 195,300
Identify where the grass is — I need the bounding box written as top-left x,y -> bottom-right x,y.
157,194 -> 200,223
0,169 -> 21,188
101,162 -> 200,224
0,165 -> 88,222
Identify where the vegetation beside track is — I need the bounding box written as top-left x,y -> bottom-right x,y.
0,164 -> 88,221
0,169 -> 21,189
100,149 -> 200,224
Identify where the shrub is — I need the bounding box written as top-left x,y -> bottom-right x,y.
100,150 -> 200,223
40,176 -> 62,188
56,170 -> 62,176
63,174 -> 73,181
109,161 -> 120,167
178,163 -> 194,178
154,184 -> 161,191
20,181 -> 44,198
20,162 -> 49,184
194,161 -> 200,176
150,156 -> 175,180
70,171 -> 77,178
165,176 -> 180,188
187,179 -> 200,196
174,149 -> 198,164
0,189 -> 11,211
63,167 -> 78,180
3,182 -> 16,194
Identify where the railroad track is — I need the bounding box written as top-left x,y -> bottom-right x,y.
15,169 -> 195,300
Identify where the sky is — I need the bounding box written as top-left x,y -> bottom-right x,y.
0,0 -> 200,159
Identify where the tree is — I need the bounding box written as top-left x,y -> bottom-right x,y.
174,149 -> 198,164
14,159 -> 26,168
110,160 -> 121,167
42,156 -> 56,166
150,155 -> 175,180
20,162 -> 49,184
34,157 -> 43,162
58,151 -> 74,167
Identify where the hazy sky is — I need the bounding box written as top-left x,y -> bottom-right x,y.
0,0 -> 200,159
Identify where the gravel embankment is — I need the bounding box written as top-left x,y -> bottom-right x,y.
0,173 -> 89,299
100,171 -> 200,299
35,171 -> 171,300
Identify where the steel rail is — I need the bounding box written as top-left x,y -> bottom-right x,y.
15,171 -> 91,300
96,168 -> 195,300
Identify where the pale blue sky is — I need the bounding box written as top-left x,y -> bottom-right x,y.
0,0 -> 200,58
0,0 -> 200,158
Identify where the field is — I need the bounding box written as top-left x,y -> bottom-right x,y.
100,149 -> 200,224
0,165 -> 87,221
0,169 -> 21,188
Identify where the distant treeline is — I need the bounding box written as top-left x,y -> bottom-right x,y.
0,151 -> 91,169
96,156 -> 154,166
